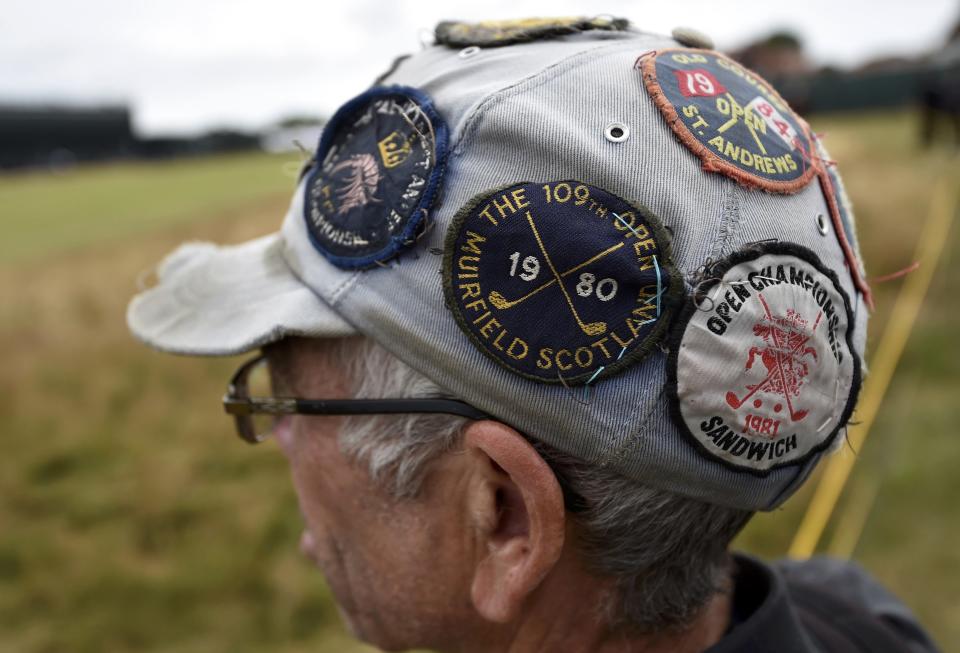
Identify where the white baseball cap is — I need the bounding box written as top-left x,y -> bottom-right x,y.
128,17 -> 870,510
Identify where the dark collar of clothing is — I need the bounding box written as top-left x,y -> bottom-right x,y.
706,553 -> 819,653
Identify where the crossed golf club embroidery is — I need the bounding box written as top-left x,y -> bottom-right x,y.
724,293 -> 822,424
486,211 -> 626,337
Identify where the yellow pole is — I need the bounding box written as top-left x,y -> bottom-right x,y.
826,474 -> 880,559
788,176 -> 958,559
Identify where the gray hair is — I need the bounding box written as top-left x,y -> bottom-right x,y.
327,336 -> 752,633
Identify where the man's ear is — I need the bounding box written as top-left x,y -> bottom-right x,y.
463,420 -> 566,623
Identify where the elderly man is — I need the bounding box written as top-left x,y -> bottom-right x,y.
128,17 -> 938,653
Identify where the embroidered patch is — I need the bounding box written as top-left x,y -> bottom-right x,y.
815,140 -> 872,304
641,49 -> 817,193
435,16 -> 629,48
443,181 -> 679,384
667,243 -> 861,474
303,86 -> 448,269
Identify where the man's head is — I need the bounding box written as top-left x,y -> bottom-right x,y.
263,335 -> 749,651
127,16 -> 869,651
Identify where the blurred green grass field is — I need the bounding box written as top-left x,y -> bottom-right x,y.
1,112 -> 957,652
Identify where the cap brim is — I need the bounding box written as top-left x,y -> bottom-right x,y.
127,233 -> 355,356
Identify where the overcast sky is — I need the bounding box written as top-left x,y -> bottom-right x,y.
1,0 -> 956,136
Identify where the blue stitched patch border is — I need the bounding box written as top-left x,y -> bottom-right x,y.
303,85 -> 449,269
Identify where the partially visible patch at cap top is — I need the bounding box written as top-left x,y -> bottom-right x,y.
815,140 -> 872,304
823,167 -> 862,274
641,49 -> 817,193
667,243 -> 861,474
444,181 -> 680,385
303,86 -> 448,269
435,16 -> 629,48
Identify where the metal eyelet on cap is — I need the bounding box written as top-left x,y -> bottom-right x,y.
604,122 -> 630,143
816,213 -> 830,235
458,46 -> 481,59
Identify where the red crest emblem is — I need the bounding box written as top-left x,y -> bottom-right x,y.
725,295 -> 822,437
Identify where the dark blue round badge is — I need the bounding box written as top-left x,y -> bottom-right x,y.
443,181 -> 680,385
641,49 -> 816,193
303,86 -> 448,269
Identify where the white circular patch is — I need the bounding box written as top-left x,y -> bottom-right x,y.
668,244 -> 861,474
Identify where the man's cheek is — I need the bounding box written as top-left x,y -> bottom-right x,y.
272,415 -> 295,453
299,530 -> 319,564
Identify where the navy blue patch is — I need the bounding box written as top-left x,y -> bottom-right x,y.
443,181 -> 680,384
303,86 -> 448,269
641,49 -> 816,193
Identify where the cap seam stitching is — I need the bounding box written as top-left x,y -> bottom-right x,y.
452,38 -> 673,155
596,385 -> 666,468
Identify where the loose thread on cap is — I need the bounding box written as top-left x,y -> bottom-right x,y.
693,277 -> 753,312
292,139 -> 311,158
692,279 -> 720,311
582,365 -> 607,402
633,50 -> 658,69
652,255 -> 662,316
642,273 -> 666,310
403,210 -> 435,247
810,132 -> 837,167
586,366 -> 606,385
415,210 -> 435,241
792,135 -> 816,175
612,212 -> 641,238
869,261 -> 920,284
609,217 -> 664,315
556,367 -> 592,406
394,100 -> 437,165
843,426 -> 860,455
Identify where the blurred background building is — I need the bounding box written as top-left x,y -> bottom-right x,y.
732,20 -> 960,128
2,12 -> 956,171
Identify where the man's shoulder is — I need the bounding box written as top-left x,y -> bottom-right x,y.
712,554 -> 940,653
773,556 -> 939,653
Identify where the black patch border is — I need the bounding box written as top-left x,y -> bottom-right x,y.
443,180 -> 683,385
665,242 -> 862,476
303,85 -> 449,270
